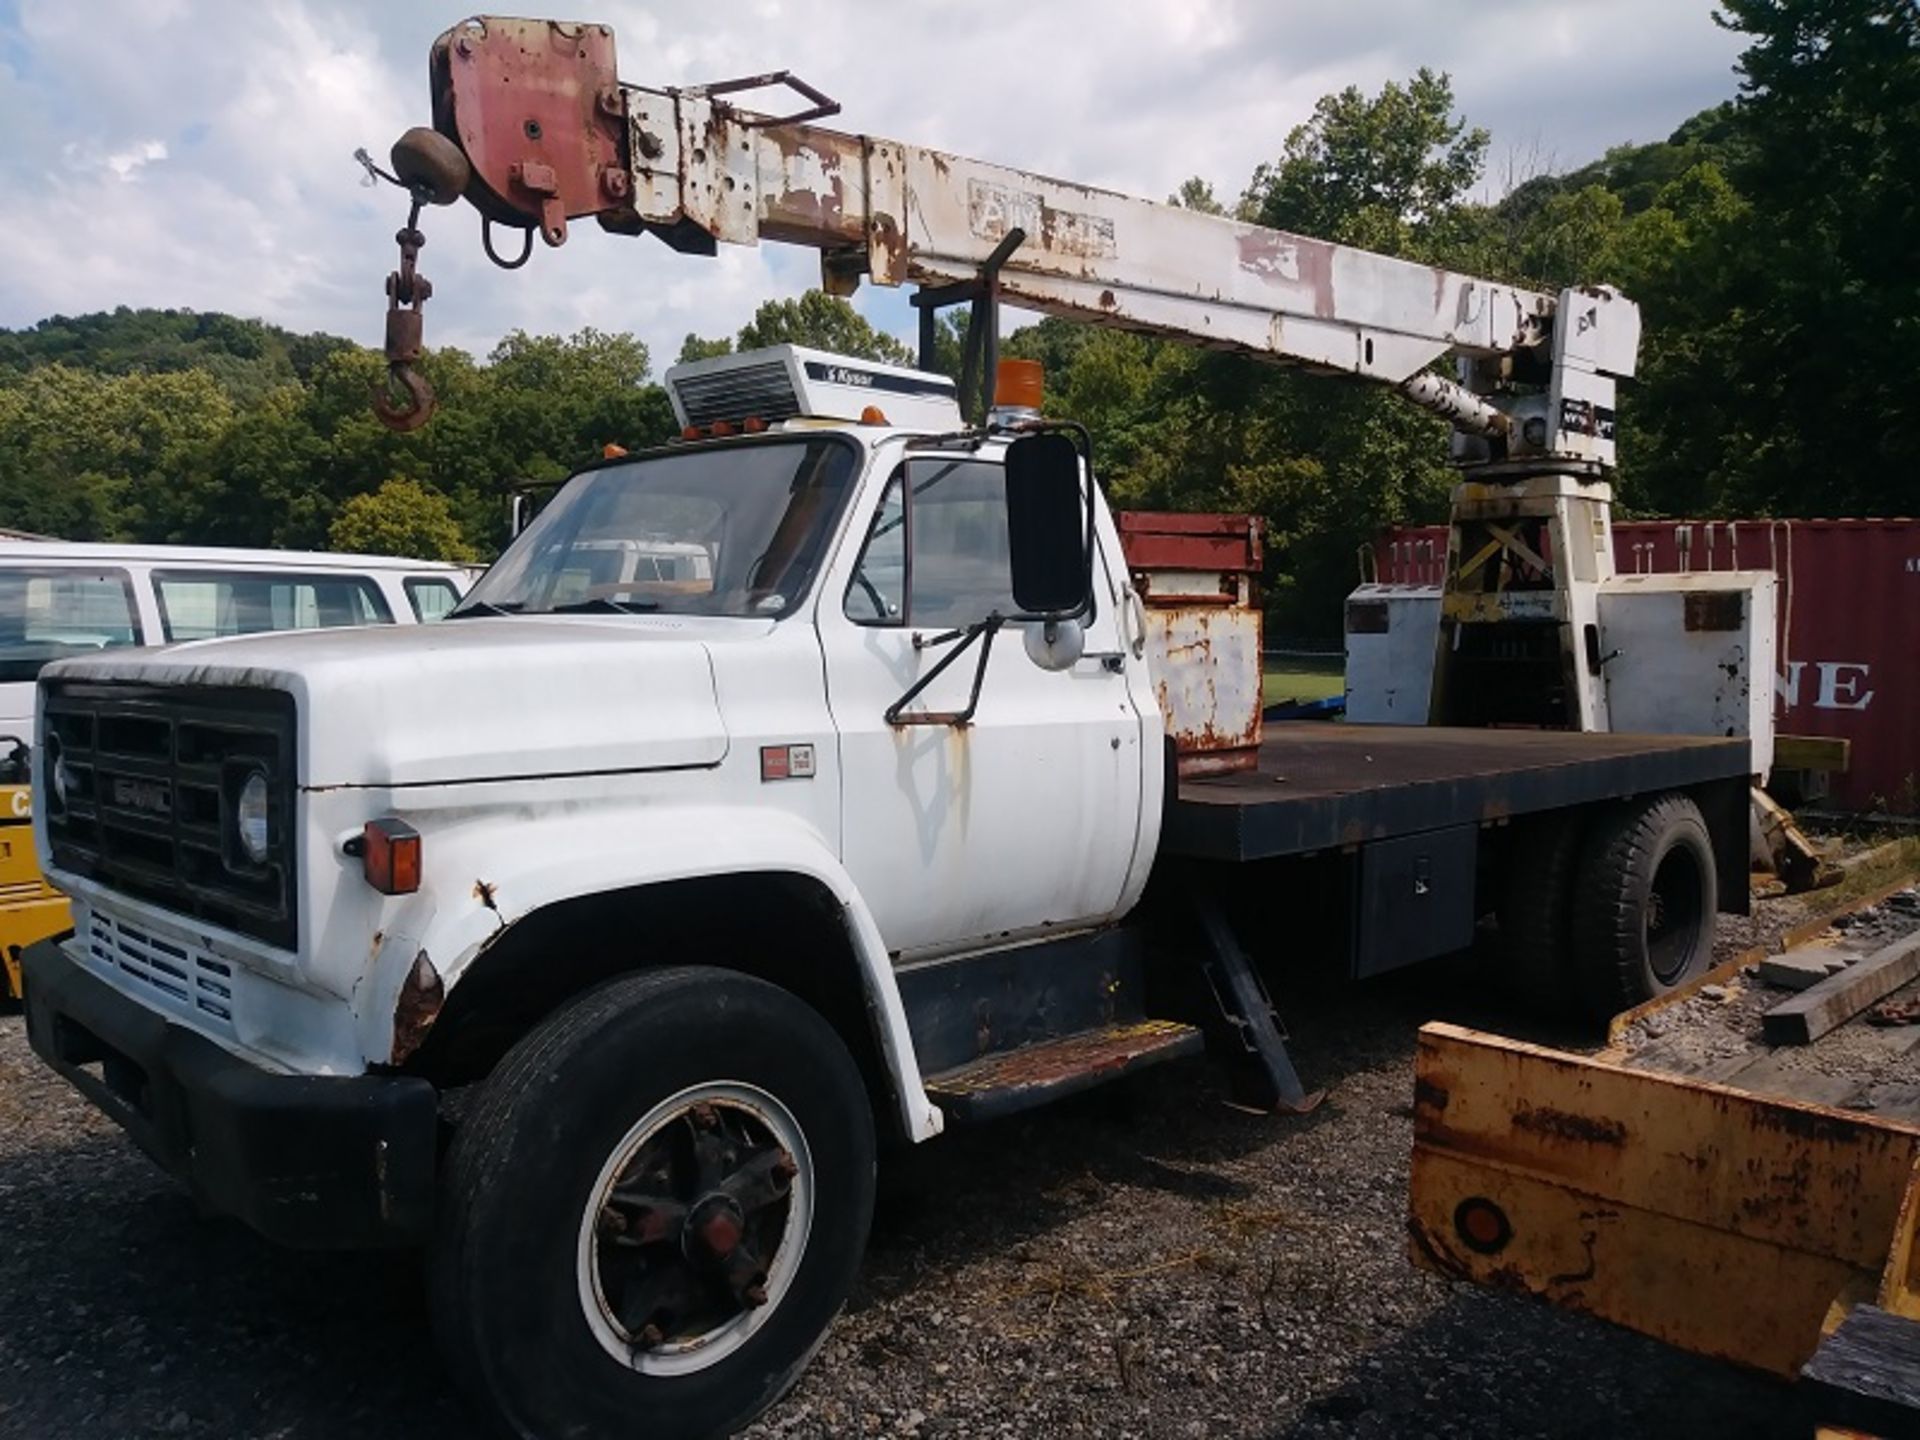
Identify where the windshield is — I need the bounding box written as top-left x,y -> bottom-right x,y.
458,437 -> 860,620
0,567 -> 142,684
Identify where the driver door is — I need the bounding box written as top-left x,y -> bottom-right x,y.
818,453 -> 1146,962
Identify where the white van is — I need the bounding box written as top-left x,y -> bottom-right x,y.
0,542 -> 470,739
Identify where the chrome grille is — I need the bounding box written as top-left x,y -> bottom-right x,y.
42,683 -> 297,949
671,361 -> 801,428
86,910 -> 237,1032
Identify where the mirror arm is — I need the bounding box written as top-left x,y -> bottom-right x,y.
884,615 -> 1005,728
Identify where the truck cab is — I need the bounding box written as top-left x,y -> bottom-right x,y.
32,347 -> 1156,1094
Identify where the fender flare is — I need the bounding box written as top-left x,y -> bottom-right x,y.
355,803 -> 944,1141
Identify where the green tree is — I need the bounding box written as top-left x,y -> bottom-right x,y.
328,478 -> 474,562
1242,69 -> 1488,258
734,292 -> 913,364
1675,0 -> 1920,515
1168,177 -> 1227,215
677,333 -> 733,364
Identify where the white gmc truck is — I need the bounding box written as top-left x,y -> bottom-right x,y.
21,345 -> 1755,1440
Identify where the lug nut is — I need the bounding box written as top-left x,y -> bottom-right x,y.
638,1323 -> 664,1348
743,1283 -> 768,1308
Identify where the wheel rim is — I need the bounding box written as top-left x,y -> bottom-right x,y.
576,1081 -> 814,1376
1645,843 -> 1706,985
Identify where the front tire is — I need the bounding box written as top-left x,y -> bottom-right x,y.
1569,793 -> 1718,1020
432,966 -> 876,1440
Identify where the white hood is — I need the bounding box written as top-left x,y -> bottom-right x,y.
42,617 -> 732,788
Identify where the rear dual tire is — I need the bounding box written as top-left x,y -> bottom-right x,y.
1499,793 -> 1718,1022
431,966 -> 876,1440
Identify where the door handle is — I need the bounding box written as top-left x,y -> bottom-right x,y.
1122,587 -> 1149,658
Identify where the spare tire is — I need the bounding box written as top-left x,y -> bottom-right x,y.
1569,792 -> 1717,1021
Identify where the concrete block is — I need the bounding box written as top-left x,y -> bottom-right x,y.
1760,952 -> 1846,990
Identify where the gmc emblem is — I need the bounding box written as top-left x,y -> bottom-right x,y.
111,776 -> 172,815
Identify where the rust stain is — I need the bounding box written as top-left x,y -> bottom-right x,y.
1512,1104 -> 1629,1147
927,1020 -> 1193,1095
1235,230 -> 1337,319
1414,1077 -> 1451,1112
869,211 -> 904,284
390,948 -> 445,1066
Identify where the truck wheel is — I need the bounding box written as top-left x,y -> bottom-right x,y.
431,966 -> 876,1440
1569,794 -> 1717,1020
1496,814 -> 1584,1015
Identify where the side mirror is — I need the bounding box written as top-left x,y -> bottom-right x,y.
1024,619 -> 1085,672
1004,431 -> 1092,618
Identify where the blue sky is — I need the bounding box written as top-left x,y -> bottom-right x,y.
0,1 -> 1748,371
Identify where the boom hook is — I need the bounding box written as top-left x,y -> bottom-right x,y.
363,127 -> 472,432
370,198 -> 438,433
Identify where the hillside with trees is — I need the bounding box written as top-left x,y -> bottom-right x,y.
0,0 -> 1909,634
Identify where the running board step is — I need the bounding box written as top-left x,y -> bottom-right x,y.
924,1020 -> 1204,1124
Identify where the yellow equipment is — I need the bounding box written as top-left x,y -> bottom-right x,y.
0,783 -> 69,1002
1410,1020 -> 1920,1433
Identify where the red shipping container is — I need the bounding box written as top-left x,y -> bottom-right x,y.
1373,518 -> 1920,813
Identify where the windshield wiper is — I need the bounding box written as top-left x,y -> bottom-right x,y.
549,597 -> 662,615
447,599 -> 524,619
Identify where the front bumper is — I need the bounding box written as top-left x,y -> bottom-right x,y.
23,939 -> 437,1248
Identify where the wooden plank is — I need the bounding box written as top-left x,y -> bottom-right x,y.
1777,733 -> 1853,774
1802,1305 -> 1920,1439
1765,934 -> 1920,1045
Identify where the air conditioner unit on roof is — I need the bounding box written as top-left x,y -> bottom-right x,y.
664,345 -> 964,433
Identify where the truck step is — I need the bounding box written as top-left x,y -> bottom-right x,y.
923,1019 -> 1204,1124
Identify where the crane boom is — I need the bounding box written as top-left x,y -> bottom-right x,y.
386,16 -> 1635,469
375,14 -> 1674,740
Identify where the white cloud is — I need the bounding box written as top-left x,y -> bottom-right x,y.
0,0 -> 1746,369
104,139 -> 168,180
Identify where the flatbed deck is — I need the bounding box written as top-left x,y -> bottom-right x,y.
1165,722 -> 1750,863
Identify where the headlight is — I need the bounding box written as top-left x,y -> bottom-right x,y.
236,770 -> 270,864
47,737 -> 68,811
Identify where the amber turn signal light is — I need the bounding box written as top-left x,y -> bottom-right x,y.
363,817 -> 422,895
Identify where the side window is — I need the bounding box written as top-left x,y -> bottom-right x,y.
843,475 -> 906,623
0,568 -> 142,684
908,461 -> 1017,628
154,571 -> 395,641
843,460 -> 1025,629
406,578 -> 461,622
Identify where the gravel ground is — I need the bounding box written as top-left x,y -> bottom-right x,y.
0,954 -> 1806,1440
